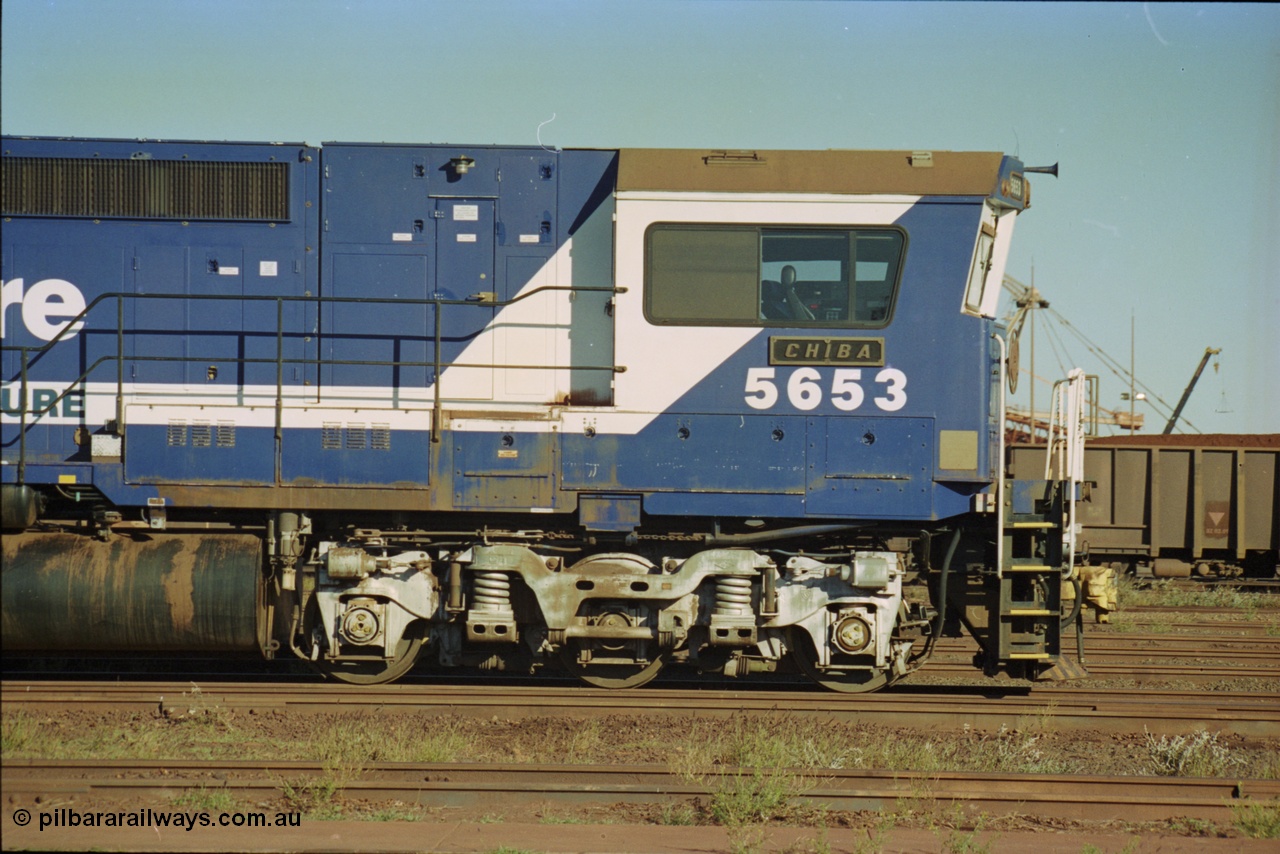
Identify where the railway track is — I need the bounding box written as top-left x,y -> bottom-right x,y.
5,624 -> 1275,681
5,659 -> 1274,687
5,613 -> 1277,849
929,633 -> 1280,665
1106,622 -> 1278,636
5,681 -> 1278,736
1123,605 -> 1280,616
4,620 -> 1274,732
919,660 -> 1280,686
1134,578 -> 1280,594
5,757 -> 1277,824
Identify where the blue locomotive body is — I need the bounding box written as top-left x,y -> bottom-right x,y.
2,137 -> 1075,690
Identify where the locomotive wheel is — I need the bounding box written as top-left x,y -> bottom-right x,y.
317,624 -> 426,686
559,643 -> 666,689
788,628 -> 890,694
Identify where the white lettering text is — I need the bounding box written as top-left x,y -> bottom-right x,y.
1,278 -> 87,342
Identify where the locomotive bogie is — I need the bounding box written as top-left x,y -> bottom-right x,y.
279,536 -> 917,688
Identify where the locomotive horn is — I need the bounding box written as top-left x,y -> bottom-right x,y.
1024,163 -> 1059,178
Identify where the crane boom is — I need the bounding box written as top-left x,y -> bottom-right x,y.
1163,347 -> 1221,434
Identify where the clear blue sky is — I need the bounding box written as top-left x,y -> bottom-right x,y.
3,1 -> 1277,434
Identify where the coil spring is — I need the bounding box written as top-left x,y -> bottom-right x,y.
472,571 -> 512,612
714,576 -> 753,616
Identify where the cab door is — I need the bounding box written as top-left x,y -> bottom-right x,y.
434,198 -> 495,400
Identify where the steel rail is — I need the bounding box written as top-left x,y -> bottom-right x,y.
1124,605 -> 1280,614
4,682 -> 1278,736
929,636 -> 1280,661
7,680 -> 1278,706
6,632 -> 1277,694
920,660 -> 1280,683
1096,622 -> 1279,635
7,658 -> 1276,684
5,758 -> 1278,823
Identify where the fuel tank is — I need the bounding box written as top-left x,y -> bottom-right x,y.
2,532 -> 264,651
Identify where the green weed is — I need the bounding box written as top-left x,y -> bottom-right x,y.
710,767 -> 809,826
982,724 -> 1069,775
939,824 -> 993,854
525,718 -> 607,764
1144,727 -> 1239,777
874,737 -> 960,774
726,823 -> 769,854
303,714 -> 473,764
1249,748 -> 1280,780
1081,840 -> 1139,854
1104,612 -> 1135,634
81,721 -> 172,760
1233,800 -> 1280,839
658,801 -> 699,826
172,785 -> 237,812
365,805 -> 428,821
673,714 -> 856,772
1013,701 -> 1060,734
1,710 -> 51,757
665,716 -> 820,830
890,776 -> 945,827
537,812 -> 588,825
1169,815 -> 1217,835
1116,576 -> 1269,611
279,774 -> 344,817
773,825 -> 832,854
848,818 -> 895,854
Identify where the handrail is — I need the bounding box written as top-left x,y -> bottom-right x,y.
1045,368 -> 1087,578
993,331 -> 1007,580
2,285 -> 627,479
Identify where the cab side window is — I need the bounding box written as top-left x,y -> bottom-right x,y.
646,224 -> 903,327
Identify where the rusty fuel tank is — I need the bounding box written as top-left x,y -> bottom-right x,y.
2,532 -> 264,652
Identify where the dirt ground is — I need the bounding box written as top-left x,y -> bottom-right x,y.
4,786 -> 1276,853
6,814 -> 1280,854
5,702 -> 1279,853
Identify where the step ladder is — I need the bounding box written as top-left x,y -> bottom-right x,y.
989,356 -> 1087,677
998,482 -> 1065,664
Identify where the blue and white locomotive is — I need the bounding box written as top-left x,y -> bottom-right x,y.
2,137 -> 1078,690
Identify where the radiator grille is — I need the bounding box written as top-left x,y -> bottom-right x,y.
215,421 -> 236,448
191,421 -> 212,448
2,156 -> 289,221
321,423 -> 343,450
